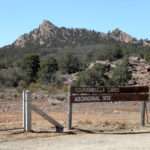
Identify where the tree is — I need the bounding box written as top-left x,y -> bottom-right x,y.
111,58 -> 132,86
0,67 -> 24,87
144,52 -> 150,63
74,64 -> 108,86
61,52 -> 83,74
39,57 -> 58,84
111,47 -> 123,60
21,54 -> 40,83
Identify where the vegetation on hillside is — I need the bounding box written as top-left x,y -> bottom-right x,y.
74,58 -> 132,86
0,23 -> 150,88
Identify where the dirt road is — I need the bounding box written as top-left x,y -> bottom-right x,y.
1,133 -> 150,150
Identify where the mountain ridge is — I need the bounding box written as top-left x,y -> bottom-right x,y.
8,20 -> 150,49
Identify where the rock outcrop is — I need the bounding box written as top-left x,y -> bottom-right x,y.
108,28 -> 136,43
13,20 -> 105,48
129,56 -> 150,86
12,20 -> 150,49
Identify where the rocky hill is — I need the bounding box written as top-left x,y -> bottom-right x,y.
10,20 -> 150,49
0,19 -> 150,64
13,20 -> 105,48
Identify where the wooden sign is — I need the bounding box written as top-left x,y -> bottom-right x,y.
70,86 -> 149,103
67,86 -> 149,130
71,86 -> 149,94
71,93 -> 149,103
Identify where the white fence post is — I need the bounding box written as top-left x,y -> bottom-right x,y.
23,90 -> 31,132
22,90 -> 25,130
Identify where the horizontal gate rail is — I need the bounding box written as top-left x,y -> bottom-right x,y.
31,104 -> 64,132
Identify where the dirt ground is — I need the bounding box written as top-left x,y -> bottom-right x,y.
1,132 -> 150,150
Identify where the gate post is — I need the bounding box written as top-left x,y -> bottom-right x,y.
67,85 -> 72,130
23,90 -> 32,132
140,101 -> 146,126
22,90 -> 25,130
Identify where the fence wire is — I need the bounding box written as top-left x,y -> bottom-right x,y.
0,89 -> 149,131
0,93 -> 23,131
30,91 -> 150,130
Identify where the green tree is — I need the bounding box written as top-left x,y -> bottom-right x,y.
0,67 -> 23,87
21,54 -> 40,83
39,57 -> 58,84
75,64 -> 108,86
61,52 -> 83,74
111,47 -> 123,60
111,58 -> 132,85
144,52 -> 150,63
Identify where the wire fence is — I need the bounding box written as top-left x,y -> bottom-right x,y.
0,93 -> 23,131
0,89 -> 149,131
31,93 -> 150,130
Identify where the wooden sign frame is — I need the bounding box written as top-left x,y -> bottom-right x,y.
67,86 -> 149,129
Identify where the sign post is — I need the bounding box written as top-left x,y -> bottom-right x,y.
67,85 -> 72,130
140,101 -> 146,126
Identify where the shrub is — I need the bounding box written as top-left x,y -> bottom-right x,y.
39,57 -> 58,84
60,52 -> 83,74
111,58 -> 132,85
0,67 -> 23,87
74,64 -> 109,86
144,53 -> 150,63
97,47 -> 123,61
21,54 -> 40,84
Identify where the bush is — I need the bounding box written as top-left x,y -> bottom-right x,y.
51,71 -> 64,85
39,57 -> 58,84
111,58 -> 132,85
144,53 -> 150,63
21,54 -> 40,84
60,52 -> 83,74
97,47 -> 123,61
0,67 -> 23,87
74,64 -> 109,86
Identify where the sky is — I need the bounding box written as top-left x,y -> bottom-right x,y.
0,0 -> 150,47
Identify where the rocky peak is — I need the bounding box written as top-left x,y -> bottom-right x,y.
109,28 -> 135,43
14,20 -> 58,47
38,20 -> 58,42
39,20 -> 57,31
111,28 -> 122,36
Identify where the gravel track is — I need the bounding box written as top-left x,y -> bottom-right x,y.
1,133 -> 150,150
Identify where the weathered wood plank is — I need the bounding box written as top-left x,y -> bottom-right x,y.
140,101 -> 146,126
67,85 -> 72,130
31,104 -> 64,132
71,93 -> 149,103
71,86 -> 149,94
